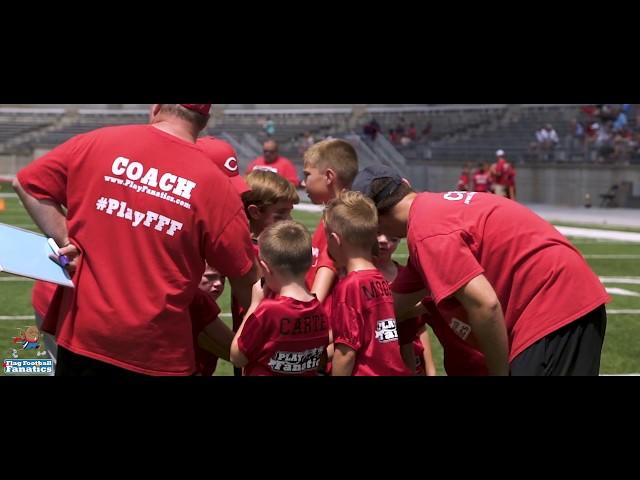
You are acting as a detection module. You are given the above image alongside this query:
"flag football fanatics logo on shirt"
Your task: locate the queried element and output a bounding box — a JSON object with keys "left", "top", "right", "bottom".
{"left": 3, "top": 359, "right": 54, "bottom": 375}
{"left": 375, "top": 319, "right": 399, "bottom": 343}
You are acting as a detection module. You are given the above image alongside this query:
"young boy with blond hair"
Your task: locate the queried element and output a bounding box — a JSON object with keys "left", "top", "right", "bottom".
{"left": 302, "top": 139, "right": 359, "bottom": 306}
{"left": 230, "top": 221, "right": 329, "bottom": 376}
{"left": 324, "top": 191, "right": 410, "bottom": 376}
{"left": 228, "top": 170, "right": 300, "bottom": 375}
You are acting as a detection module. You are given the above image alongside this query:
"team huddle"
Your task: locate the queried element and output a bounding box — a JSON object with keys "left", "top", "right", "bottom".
{"left": 13, "top": 104, "right": 610, "bottom": 376}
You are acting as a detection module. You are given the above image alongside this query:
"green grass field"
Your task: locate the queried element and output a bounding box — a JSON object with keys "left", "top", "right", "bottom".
{"left": 1, "top": 183, "right": 639, "bottom": 376}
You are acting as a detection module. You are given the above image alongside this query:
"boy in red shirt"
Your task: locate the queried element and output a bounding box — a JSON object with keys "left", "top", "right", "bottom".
{"left": 191, "top": 265, "right": 235, "bottom": 376}
{"left": 228, "top": 170, "right": 300, "bottom": 376}
{"left": 373, "top": 234, "right": 436, "bottom": 376}
{"left": 324, "top": 191, "right": 410, "bottom": 376}
{"left": 230, "top": 221, "right": 329, "bottom": 376}
{"left": 230, "top": 170, "right": 300, "bottom": 331}
{"left": 302, "top": 139, "right": 359, "bottom": 314}
{"left": 456, "top": 163, "right": 471, "bottom": 191}
{"left": 353, "top": 165, "right": 609, "bottom": 376}
{"left": 472, "top": 163, "right": 492, "bottom": 193}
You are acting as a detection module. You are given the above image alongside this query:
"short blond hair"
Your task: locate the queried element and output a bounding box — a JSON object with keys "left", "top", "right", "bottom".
{"left": 259, "top": 220, "right": 312, "bottom": 276}
{"left": 242, "top": 170, "right": 300, "bottom": 216}
{"left": 324, "top": 191, "right": 378, "bottom": 250}
{"left": 304, "top": 139, "right": 359, "bottom": 188}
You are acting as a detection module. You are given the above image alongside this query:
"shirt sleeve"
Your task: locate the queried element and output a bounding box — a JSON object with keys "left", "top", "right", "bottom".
{"left": 414, "top": 231, "right": 485, "bottom": 305}
{"left": 237, "top": 307, "right": 269, "bottom": 362}
{"left": 190, "top": 290, "right": 222, "bottom": 333}
{"left": 204, "top": 188, "right": 256, "bottom": 279}
{"left": 16, "top": 134, "right": 87, "bottom": 205}
{"left": 332, "top": 301, "right": 363, "bottom": 352}
{"left": 391, "top": 257, "right": 425, "bottom": 294}
{"left": 316, "top": 244, "right": 338, "bottom": 274}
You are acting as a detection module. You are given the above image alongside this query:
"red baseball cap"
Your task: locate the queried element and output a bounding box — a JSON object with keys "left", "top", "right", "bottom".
{"left": 197, "top": 136, "right": 250, "bottom": 194}
{"left": 180, "top": 104, "right": 212, "bottom": 115}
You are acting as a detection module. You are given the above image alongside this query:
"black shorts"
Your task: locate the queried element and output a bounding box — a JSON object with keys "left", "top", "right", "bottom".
{"left": 56, "top": 346, "right": 149, "bottom": 377}
{"left": 510, "top": 305, "right": 607, "bottom": 376}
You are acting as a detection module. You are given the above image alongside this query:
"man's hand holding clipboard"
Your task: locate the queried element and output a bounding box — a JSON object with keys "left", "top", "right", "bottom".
{"left": 47, "top": 238, "right": 80, "bottom": 275}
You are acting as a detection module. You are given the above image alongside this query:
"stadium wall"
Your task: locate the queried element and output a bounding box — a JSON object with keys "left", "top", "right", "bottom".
{"left": 411, "top": 163, "right": 640, "bottom": 207}
{"left": 3, "top": 153, "right": 639, "bottom": 208}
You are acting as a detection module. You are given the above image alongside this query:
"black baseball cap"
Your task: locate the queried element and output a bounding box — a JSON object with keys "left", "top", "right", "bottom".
{"left": 351, "top": 165, "right": 404, "bottom": 208}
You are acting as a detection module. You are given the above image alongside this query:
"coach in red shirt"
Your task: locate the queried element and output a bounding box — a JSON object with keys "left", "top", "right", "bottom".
{"left": 13, "top": 104, "right": 258, "bottom": 376}
{"left": 246, "top": 140, "right": 300, "bottom": 187}
{"left": 353, "top": 165, "right": 609, "bottom": 376}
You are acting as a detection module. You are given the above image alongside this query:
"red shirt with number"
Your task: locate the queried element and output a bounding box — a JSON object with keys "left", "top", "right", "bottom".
{"left": 395, "top": 192, "right": 609, "bottom": 362}
{"left": 237, "top": 296, "right": 329, "bottom": 376}
{"left": 332, "top": 269, "right": 411, "bottom": 376}
{"left": 17, "top": 125, "right": 256, "bottom": 376}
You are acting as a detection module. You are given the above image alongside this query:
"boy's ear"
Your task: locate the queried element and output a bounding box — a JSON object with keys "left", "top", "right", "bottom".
{"left": 259, "top": 258, "right": 272, "bottom": 276}
{"left": 325, "top": 167, "right": 337, "bottom": 186}
{"left": 330, "top": 231, "right": 342, "bottom": 247}
{"left": 247, "top": 204, "right": 262, "bottom": 221}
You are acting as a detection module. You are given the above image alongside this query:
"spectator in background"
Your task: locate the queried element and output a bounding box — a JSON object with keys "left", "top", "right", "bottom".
{"left": 363, "top": 119, "right": 382, "bottom": 142}
{"left": 612, "top": 126, "right": 633, "bottom": 164}
{"left": 533, "top": 124, "right": 559, "bottom": 160}
{"left": 457, "top": 163, "right": 472, "bottom": 191}
{"left": 407, "top": 123, "right": 417, "bottom": 141}
{"left": 263, "top": 117, "right": 276, "bottom": 138}
{"left": 566, "top": 118, "right": 586, "bottom": 159}
{"left": 246, "top": 139, "right": 300, "bottom": 187}
{"left": 421, "top": 122, "right": 432, "bottom": 139}
{"left": 472, "top": 162, "right": 492, "bottom": 193}
{"left": 389, "top": 128, "right": 399, "bottom": 145}
{"left": 491, "top": 149, "right": 516, "bottom": 200}
{"left": 596, "top": 105, "right": 617, "bottom": 123}
{"left": 594, "top": 123, "right": 615, "bottom": 163}
{"left": 299, "top": 131, "right": 315, "bottom": 156}
{"left": 396, "top": 117, "right": 406, "bottom": 136}
{"left": 613, "top": 109, "right": 628, "bottom": 132}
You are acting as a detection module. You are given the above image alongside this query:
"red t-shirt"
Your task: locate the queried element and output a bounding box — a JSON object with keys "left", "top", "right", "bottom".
{"left": 32, "top": 280, "right": 59, "bottom": 318}
{"left": 17, "top": 125, "right": 256, "bottom": 376}
{"left": 237, "top": 296, "right": 329, "bottom": 376}
{"left": 197, "top": 136, "right": 250, "bottom": 195}
{"left": 397, "top": 192, "right": 610, "bottom": 362}
{"left": 392, "top": 260, "right": 487, "bottom": 376}
{"left": 389, "top": 262, "right": 428, "bottom": 376}
{"left": 245, "top": 156, "right": 300, "bottom": 187}
{"left": 332, "top": 270, "right": 411, "bottom": 376}
{"left": 190, "top": 290, "right": 222, "bottom": 376}
{"left": 472, "top": 170, "right": 491, "bottom": 192}
{"left": 305, "top": 220, "right": 338, "bottom": 318}
{"left": 231, "top": 239, "right": 260, "bottom": 331}
{"left": 491, "top": 159, "right": 514, "bottom": 187}
{"left": 423, "top": 299, "right": 488, "bottom": 376}
{"left": 396, "top": 315, "right": 428, "bottom": 375}
{"left": 457, "top": 172, "right": 470, "bottom": 191}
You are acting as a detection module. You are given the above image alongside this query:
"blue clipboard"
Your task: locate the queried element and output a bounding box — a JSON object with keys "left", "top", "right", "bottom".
{"left": 0, "top": 223, "right": 74, "bottom": 288}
